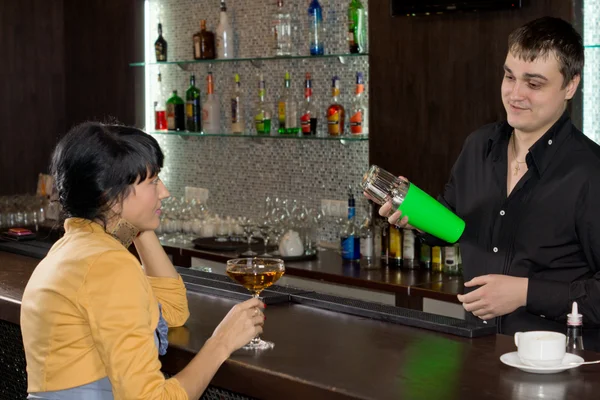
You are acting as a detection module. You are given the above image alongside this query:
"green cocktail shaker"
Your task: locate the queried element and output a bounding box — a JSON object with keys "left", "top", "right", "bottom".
{"left": 361, "top": 165, "right": 465, "bottom": 243}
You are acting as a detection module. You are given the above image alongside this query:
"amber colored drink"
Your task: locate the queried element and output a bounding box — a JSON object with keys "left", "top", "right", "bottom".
{"left": 226, "top": 269, "right": 284, "bottom": 295}
{"left": 225, "top": 258, "right": 285, "bottom": 350}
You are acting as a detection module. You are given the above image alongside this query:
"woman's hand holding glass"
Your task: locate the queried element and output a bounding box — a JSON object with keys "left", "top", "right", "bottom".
{"left": 210, "top": 297, "right": 266, "bottom": 355}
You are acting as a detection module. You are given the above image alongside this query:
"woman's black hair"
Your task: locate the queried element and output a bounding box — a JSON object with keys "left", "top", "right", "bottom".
{"left": 51, "top": 122, "right": 164, "bottom": 227}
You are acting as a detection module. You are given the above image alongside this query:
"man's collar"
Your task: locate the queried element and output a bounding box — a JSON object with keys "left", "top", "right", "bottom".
{"left": 486, "top": 111, "right": 572, "bottom": 176}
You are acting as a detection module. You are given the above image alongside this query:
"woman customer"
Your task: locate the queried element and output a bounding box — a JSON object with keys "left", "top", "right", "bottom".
{"left": 21, "top": 122, "right": 265, "bottom": 399}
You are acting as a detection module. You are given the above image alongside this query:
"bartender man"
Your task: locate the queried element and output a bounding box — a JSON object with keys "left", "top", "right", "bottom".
{"left": 377, "top": 17, "right": 600, "bottom": 350}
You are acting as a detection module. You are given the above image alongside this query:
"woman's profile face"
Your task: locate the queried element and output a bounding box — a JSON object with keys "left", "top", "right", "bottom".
{"left": 119, "top": 174, "right": 170, "bottom": 231}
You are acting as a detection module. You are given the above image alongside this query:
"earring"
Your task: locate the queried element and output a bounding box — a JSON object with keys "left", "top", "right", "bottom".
{"left": 109, "top": 218, "right": 140, "bottom": 248}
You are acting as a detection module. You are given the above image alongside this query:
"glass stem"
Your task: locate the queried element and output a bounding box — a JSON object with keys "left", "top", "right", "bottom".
{"left": 247, "top": 233, "right": 253, "bottom": 252}
{"left": 251, "top": 293, "right": 261, "bottom": 345}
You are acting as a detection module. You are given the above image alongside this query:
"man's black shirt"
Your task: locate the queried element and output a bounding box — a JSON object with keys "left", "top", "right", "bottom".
{"left": 434, "top": 112, "right": 600, "bottom": 350}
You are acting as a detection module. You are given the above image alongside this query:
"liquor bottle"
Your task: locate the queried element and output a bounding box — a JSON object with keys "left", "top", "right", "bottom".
{"left": 308, "top": 0, "right": 324, "bottom": 56}
{"left": 300, "top": 73, "right": 318, "bottom": 136}
{"left": 277, "top": 72, "right": 299, "bottom": 135}
{"left": 202, "top": 72, "right": 220, "bottom": 134}
{"left": 381, "top": 220, "right": 390, "bottom": 265}
{"left": 341, "top": 191, "right": 360, "bottom": 261}
{"left": 350, "top": 72, "right": 368, "bottom": 135}
{"left": 216, "top": 0, "right": 234, "bottom": 59}
{"left": 254, "top": 74, "right": 271, "bottom": 135}
{"left": 403, "top": 229, "right": 418, "bottom": 269}
{"left": 388, "top": 224, "right": 402, "bottom": 268}
{"left": 155, "top": 23, "right": 168, "bottom": 62}
{"left": 443, "top": 246, "right": 459, "bottom": 275}
{"left": 566, "top": 301, "right": 584, "bottom": 355}
{"left": 348, "top": 0, "right": 366, "bottom": 54}
{"left": 373, "top": 219, "right": 382, "bottom": 266}
{"left": 360, "top": 204, "right": 375, "bottom": 267}
{"left": 154, "top": 73, "right": 167, "bottom": 131}
{"left": 185, "top": 75, "right": 201, "bottom": 132}
{"left": 193, "top": 20, "right": 215, "bottom": 60}
{"left": 432, "top": 246, "right": 443, "bottom": 272}
{"left": 456, "top": 243, "right": 463, "bottom": 275}
{"left": 326, "top": 76, "right": 345, "bottom": 136}
{"left": 166, "top": 90, "right": 185, "bottom": 131}
{"left": 231, "top": 74, "right": 244, "bottom": 134}
{"left": 420, "top": 242, "right": 432, "bottom": 270}
{"left": 273, "top": 0, "right": 292, "bottom": 57}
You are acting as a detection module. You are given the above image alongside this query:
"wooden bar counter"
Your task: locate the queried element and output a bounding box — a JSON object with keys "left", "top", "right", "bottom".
{"left": 2, "top": 250, "right": 600, "bottom": 399}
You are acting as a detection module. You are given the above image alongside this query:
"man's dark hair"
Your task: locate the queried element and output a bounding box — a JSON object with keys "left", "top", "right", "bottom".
{"left": 508, "top": 17, "right": 584, "bottom": 88}
{"left": 51, "top": 122, "right": 164, "bottom": 227}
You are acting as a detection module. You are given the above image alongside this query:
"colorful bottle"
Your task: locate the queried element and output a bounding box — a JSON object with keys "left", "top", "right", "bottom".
{"left": 350, "top": 72, "right": 368, "bottom": 135}
{"left": 185, "top": 75, "right": 201, "bottom": 132}
{"left": 300, "top": 73, "right": 318, "bottom": 136}
{"left": 432, "top": 246, "right": 443, "bottom": 272}
{"left": 326, "top": 76, "right": 345, "bottom": 136}
{"left": 348, "top": 0, "right": 367, "bottom": 54}
{"left": 231, "top": 74, "right": 244, "bottom": 134}
{"left": 202, "top": 72, "right": 220, "bottom": 134}
{"left": 273, "top": 0, "right": 292, "bottom": 57}
{"left": 277, "top": 72, "right": 299, "bottom": 135}
{"left": 254, "top": 74, "right": 271, "bottom": 135}
{"left": 388, "top": 224, "right": 402, "bottom": 268}
{"left": 154, "top": 73, "right": 167, "bottom": 131}
{"left": 193, "top": 20, "right": 215, "bottom": 60}
{"left": 216, "top": 0, "right": 234, "bottom": 59}
{"left": 155, "top": 23, "right": 167, "bottom": 62}
{"left": 166, "top": 90, "right": 185, "bottom": 131}
{"left": 341, "top": 191, "right": 360, "bottom": 261}
{"left": 308, "top": 0, "right": 324, "bottom": 56}
{"left": 420, "top": 242, "right": 432, "bottom": 270}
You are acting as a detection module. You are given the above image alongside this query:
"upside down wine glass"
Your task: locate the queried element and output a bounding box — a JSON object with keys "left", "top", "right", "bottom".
{"left": 225, "top": 258, "right": 285, "bottom": 350}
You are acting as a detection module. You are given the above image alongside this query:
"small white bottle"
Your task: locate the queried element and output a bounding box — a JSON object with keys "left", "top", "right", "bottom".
{"left": 216, "top": 0, "right": 234, "bottom": 59}
{"left": 566, "top": 301, "right": 584, "bottom": 354}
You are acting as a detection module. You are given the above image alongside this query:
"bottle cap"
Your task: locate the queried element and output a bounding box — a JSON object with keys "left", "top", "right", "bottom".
{"left": 567, "top": 301, "right": 583, "bottom": 326}
{"left": 356, "top": 72, "right": 364, "bottom": 85}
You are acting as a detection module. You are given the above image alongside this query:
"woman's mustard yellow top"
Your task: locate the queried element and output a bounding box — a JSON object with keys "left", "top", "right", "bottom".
{"left": 20, "top": 218, "right": 190, "bottom": 399}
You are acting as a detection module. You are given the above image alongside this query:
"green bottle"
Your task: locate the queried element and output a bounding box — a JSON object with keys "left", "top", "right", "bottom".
{"left": 185, "top": 75, "right": 201, "bottom": 132}
{"left": 254, "top": 74, "right": 271, "bottom": 135}
{"left": 348, "top": 0, "right": 366, "bottom": 54}
{"left": 166, "top": 90, "right": 185, "bottom": 131}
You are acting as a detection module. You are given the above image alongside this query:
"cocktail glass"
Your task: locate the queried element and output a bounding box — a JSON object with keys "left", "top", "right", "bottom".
{"left": 225, "top": 258, "right": 285, "bottom": 350}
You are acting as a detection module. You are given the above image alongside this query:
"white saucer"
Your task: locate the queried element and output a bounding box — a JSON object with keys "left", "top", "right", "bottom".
{"left": 500, "top": 352, "right": 584, "bottom": 374}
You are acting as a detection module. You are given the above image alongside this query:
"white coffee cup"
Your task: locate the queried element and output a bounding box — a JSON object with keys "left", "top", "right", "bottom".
{"left": 514, "top": 331, "right": 566, "bottom": 367}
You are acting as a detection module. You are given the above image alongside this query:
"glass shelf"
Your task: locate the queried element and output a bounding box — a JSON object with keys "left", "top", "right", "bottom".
{"left": 584, "top": 45, "right": 600, "bottom": 48}
{"left": 130, "top": 53, "right": 369, "bottom": 67}
{"left": 148, "top": 130, "right": 369, "bottom": 141}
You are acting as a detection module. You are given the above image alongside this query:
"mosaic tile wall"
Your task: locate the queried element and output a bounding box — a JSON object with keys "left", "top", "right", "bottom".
{"left": 584, "top": 0, "right": 600, "bottom": 143}
{"left": 142, "top": 0, "right": 371, "bottom": 236}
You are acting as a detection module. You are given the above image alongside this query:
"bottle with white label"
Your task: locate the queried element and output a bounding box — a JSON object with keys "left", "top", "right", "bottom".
{"left": 443, "top": 245, "right": 459, "bottom": 275}
{"left": 216, "top": 0, "right": 234, "bottom": 59}
{"left": 360, "top": 206, "right": 375, "bottom": 267}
